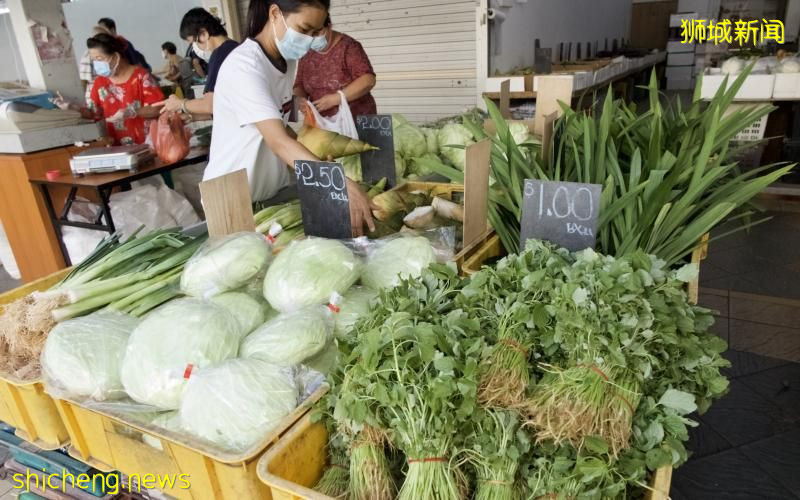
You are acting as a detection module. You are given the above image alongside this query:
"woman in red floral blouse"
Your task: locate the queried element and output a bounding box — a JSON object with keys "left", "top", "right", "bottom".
{"left": 293, "top": 16, "right": 377, "bottom": 117}
{"left": 57, "top": 34, "right": 164, "bottom": 146}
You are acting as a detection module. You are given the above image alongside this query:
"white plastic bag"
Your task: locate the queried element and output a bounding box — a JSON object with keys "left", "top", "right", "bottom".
{"left": 0, "top": 220, "right": 21, "bottom": 280}
{"left": 305, "top": 91, "right": 358, "bottom": 140}
{"left": 61, "top": 199, "right": 106, "bottom": 265}
{"left": 110, "top": 184, "right": 200, "bottom": 239}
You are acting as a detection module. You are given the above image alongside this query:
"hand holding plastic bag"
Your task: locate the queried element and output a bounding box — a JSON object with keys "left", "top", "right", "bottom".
{"left": 149, "top": 111, "right": 191, "bottom": 163}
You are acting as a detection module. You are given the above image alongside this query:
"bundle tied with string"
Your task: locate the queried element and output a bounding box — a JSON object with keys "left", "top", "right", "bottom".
{"left": 348, "top": 425, "right": 395, "bottom": 500}
{"left": 477, "top": 309, "right": 533, "bottom": 409}
{"left": 523, "top": 363, "right": 641, "bottom": 458}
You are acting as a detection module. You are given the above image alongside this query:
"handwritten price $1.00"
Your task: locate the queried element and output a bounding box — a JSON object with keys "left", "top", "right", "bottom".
{"left": 294, "top": 162, "right": 349, "bottom": 202}
{"left": 524, "top": 182, "right": 595, "bottom": 221}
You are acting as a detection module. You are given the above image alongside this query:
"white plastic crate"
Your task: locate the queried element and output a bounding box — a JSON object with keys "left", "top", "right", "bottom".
{"left": 725, "top": 103, "right": 769, "bottom": 142}
{"left": 700, "top": 69, "right": 775, "bottom": 100}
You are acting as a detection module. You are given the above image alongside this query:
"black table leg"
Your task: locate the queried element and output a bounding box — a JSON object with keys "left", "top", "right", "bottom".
{"left": 98, "top": 187, "right": 116, "bottom": 233}
{"left": 38, "top": 184, "right": 72, "bottom": 267}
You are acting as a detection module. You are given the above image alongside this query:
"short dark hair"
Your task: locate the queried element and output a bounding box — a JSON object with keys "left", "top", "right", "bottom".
{"left": 161, "top": 42, "right": 177, "bottom": 54}
{"left": 97, "top": 18, "right": 116, "bottom": 32}
{"left": 246, "top": 0, "right": 330, "bottom": 39}
{"left": 179, "top": 8, "right": 228, "bottom": 40}
{"left": 87, "top": 33, "right": 127, "bottom": 59}
{"left": 324, "top": 14, "right": 331, "bottom": 27}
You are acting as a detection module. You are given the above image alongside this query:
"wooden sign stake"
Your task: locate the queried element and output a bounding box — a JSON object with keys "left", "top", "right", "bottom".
{"left": 541, "top": 111, "right": 558, "bottom": 168}
{"left": 199, "top": 169, "right": 255, "bottom": 237}
{"left": 499, "top": 79, "right": 511, "bottom": 119}
{"left": 463, "top": 139, "right": 491, "bottom": 248}
{"left": 534, "top": 75, "right": 574, "bottom": 136}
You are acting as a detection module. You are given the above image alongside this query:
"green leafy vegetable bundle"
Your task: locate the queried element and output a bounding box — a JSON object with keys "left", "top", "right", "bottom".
{"left": 316, "top": 239, "right": 729, "bottom": 498}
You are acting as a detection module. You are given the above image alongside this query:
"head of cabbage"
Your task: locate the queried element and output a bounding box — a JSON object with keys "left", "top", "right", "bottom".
{"left": 210, "top": 292, "right": 269, "bottom": 339}
{"left": 240, "top": 307, "right": 330, "bottom": 365}
{"left": 42, "top": 311, "right": 139, "bottom": 401}
{"left": 438, "top": 123, "right": 475, "bottom": 170}
{"left": 361, "top": 236, "right": 436, "bottom": 290}
{"left": 420, "top": 127, "right": 439, "bottom": 155}
{"left": 335, "top": 286, "right": 377, "bottom": 337}
{"left": 180, "top": 359, "right": 298, "bottom": 452}
{"left": 393, "top": 117, "right": 428, "bottom": 158}
{"left": 181, "top": 232, "right": 272, "bottom": 298}
{"left": 120, "top": 298, "right": 240, "bottom": 409}
{"left": 263, "top": 238, "right": 361, "bottom": 313}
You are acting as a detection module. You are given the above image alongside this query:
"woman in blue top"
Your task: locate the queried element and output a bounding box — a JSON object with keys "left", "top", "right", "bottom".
{"left": 155, "top": 8, "right": 238, "bottom": 119}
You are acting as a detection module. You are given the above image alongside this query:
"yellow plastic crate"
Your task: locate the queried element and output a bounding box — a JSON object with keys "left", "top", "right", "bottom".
{"left": 257, "top": 414, "right": 674, "bottom": 500}
{"left": 54, "top": 385, "right": 328, "bottom": 500}
{"left": 0, "top": 268, "right": 71, "bottom": 450}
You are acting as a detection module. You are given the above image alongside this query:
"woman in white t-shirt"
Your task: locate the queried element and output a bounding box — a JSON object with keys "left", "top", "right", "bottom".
{"left": 205, "top": 0, "right": 375, "bottom": 235}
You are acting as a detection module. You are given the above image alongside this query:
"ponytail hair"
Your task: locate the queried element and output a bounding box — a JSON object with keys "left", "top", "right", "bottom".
{"left": 246, "top": 0, "right": 330, "bottom": 39}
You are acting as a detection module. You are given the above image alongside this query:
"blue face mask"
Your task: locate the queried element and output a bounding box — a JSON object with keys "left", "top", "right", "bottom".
{"left": 93, "top": 59, "right": 112, "bottom": 77}
{"left": 311, "top": 31, "right": 328, "bottom": 52}
{"left": 273, "top": 11, "right": 314, "bottom": 60}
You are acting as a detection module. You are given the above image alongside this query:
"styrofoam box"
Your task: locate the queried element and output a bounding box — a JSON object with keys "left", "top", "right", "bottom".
{"left": 593, "top": 65, "right": 615, "bottom": 85}
{"left": 773, "top": 73, "right": 800, "bottom": 99}
{"left": 667, "top": 66, "right": 694, "bottom": 80}
{"left": 667, "top": 78, "right": 695, "bottom": 91}
{"left": 700, "top": 69, "right": 775, "bottom": 100}
{"left": 669, "top": 52, "right": 696, "bottom": 66}
{"left": 486, "top": 77, "right": 528, "bottom": 93}
{"left": 572, "top": 71, "right": 593, "bottom": 91}
{"left": 667, "top": 41, "right": 696, "bottom": 54}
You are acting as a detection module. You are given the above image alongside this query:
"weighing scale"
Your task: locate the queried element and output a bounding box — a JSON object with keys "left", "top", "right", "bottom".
{"left": 0, "top": 101, "right": 103, "bottom": 154}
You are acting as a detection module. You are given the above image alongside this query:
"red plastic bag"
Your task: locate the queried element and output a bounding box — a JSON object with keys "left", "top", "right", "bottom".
{"left": 149, "top": 112, "right": 191, "bottom": 163}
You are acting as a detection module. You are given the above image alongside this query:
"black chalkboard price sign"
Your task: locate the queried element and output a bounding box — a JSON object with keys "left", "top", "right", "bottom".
{"left": 520, "top": 179, "right": 602, "bottom": 252}
{"left": 356, "top": 114, "right": 397, "bottom": 188}
{"left": 294, "top": 160, "right": 352, "bottom": 239}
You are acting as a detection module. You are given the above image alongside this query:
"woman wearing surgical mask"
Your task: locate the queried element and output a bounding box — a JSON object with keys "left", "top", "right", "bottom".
{"left": 205, "top": 0, "right": 375, "bottom": 235}
{"left": 155, "top": 8, "right": 237, "bottom": 118}
{"left": 294, "top": 16, "right": 377, "bottom": 117}
{"left": 54, "top": 33, "right": 163, "bottom": 146}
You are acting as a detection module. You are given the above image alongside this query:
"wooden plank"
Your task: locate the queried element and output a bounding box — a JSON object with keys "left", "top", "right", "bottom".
{"left": 499, "top": 80, "right": 511, "bottom": 119}
{"left": 541, "top": 112, "right": 558, "bottom": 168}
{"left": 630, "top": 1, "right": 678, "bottom": 50}
{"left": 199, "top": 170, "right": 255, "bottom": 238}
{"left": 535, "top": 76, "right": 574, "bottom": 136}
{"left": 463, "top": 139, "right": 491, "bottom": 248}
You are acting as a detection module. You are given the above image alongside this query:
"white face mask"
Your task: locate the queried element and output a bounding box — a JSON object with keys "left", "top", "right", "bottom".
{"left": 193, "top": 39, "right": 212, "bottom": 62}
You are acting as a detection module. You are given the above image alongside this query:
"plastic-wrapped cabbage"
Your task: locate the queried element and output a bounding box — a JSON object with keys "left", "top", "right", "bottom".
{"left": 120, "top": 298, "right": 240, "bottom": 409}
{"left": 42, "top": 312, "right": 139, "bottom": 401}
{"left": 420, "top": 127, "right": 439, "bottom": 155}
{"left": 393, "top": 116, "right": 428, "bottom": 158}
{"left": 210, "top": 292, "right": 268, "bottom": 339}
{"left": 509, "top": 122, "right": 533, "bottom": 145}
{"left": 721, "top": 57, "right": 745, "bottom": 75}
{"left": 335, "top": 286, "right": 377, "bottom": 336}
{"left": 341, "top": 155, "right": 362, "bottom": 182}
{"left": 263, "top": 238, "right": 360, "bottom": 312}
{"left": 438, "top": 123, "right": 474, "bottom": 170}
{"left": 180, "top": 232, "right": 272, "bottom": 298}
{"left": 776, "top": 58, "right": 800, "bottom": 74}
{"left": 241, "top": 307, "right": 330, "bottom": 365}
{"left": 362, "top": 236, "right": 436, "bottom": 290}
{"left": 180, "top": 359, "right": 298, "bottom": 452}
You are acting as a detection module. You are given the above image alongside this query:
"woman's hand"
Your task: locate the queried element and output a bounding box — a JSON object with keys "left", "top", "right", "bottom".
{"left": 346, "top": 178, "right": 376, "bottom": 237}
{"left": 153, "top": 95, "right": 186, "bottom": 114}
{"left": 51, "top": 91, "right": 78, "bottom": 111}
{"left": 313, "top": 93, "right": 341, "bottom": 113}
